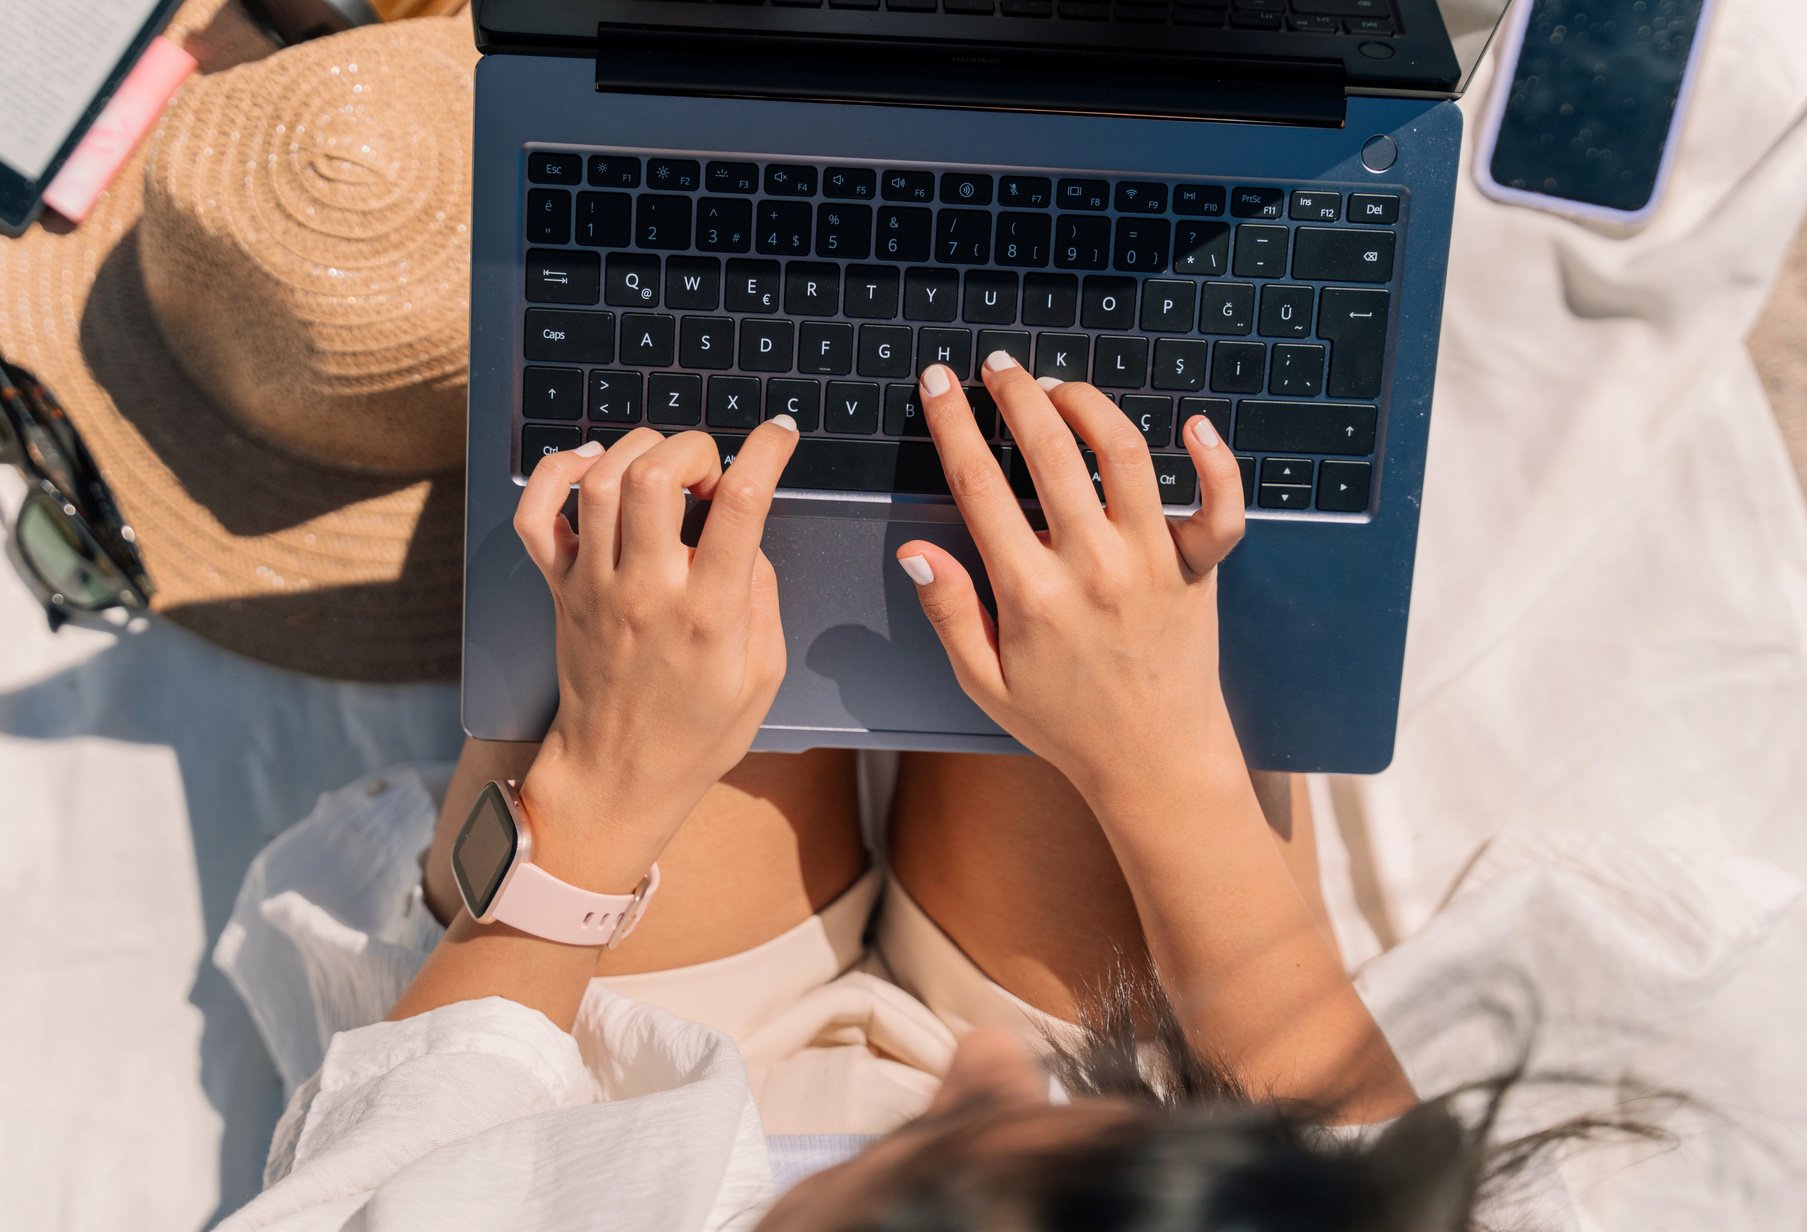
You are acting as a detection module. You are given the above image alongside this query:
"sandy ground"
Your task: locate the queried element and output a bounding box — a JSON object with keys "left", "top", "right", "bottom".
{"left": 1751, "top": 222, "right": 1807, "bottom": 496}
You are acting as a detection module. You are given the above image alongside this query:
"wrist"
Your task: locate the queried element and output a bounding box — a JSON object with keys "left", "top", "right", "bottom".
{"left": 516, "top": 752, "right": 679, "bottom": 895}
{"left": 1073, "top": 696, "right": 1250, "bottom": 826}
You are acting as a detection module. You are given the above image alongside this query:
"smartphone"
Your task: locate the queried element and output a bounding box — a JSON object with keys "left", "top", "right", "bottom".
{"left": 1475, "top": 0, "right": 1716, "bottom": 225}
{"left": 0, "top": 0, "right": 184, "bottom": 236}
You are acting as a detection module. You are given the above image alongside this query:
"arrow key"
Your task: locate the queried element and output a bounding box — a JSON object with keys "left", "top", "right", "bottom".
{"left": 1316, "top": 459, "right": 1371, "bottom": 513}
{"left": 1260, "top": 456, "right": 1313, "bottom": 487}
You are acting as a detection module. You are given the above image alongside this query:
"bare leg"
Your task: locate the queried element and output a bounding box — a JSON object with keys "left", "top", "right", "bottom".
{"left": 425, "top": 740, "right": 867, "bottom": 975}
{"left": 888, "top": 754, "right": 1336, "bottom": 1021}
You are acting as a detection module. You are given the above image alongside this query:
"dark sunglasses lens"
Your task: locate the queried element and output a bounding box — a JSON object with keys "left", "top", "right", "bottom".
{"left": 17, "top": 499, "right": 129, "bottom": 611}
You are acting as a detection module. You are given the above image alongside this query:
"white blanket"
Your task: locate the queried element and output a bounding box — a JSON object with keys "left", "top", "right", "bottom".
{"left": 3, "top": 2, "right": 1806, "bottom": 1226}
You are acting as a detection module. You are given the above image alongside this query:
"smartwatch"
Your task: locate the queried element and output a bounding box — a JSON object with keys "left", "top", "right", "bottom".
{"left": 450, "top": 779, "right": 659, "bottom": 948}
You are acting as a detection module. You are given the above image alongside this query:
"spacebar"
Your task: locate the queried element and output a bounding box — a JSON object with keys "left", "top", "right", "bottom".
{"left": 586, "top": 429, "right": 961, "bottom": 495}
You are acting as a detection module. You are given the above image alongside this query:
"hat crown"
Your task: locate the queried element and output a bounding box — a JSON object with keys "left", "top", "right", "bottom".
{"left": 138, "top": 18, "right": 476, "bottom": 477}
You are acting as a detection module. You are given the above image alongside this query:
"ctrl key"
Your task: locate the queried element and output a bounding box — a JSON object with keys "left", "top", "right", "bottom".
{"left": 521, "top": 424, "right": 583, "bottom": 474}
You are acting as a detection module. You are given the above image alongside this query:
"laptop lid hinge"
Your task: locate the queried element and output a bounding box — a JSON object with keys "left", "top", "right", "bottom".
{"left": 592, "top": 27, "right": 1346, "bottom": 127}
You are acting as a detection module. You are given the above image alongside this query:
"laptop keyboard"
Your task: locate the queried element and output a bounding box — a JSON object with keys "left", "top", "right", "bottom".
{"left": 604, "top": 0, "right": 1400, "bottom": 35}
{"left": 516, "top": 148, "right": 1405, "bottom": 515}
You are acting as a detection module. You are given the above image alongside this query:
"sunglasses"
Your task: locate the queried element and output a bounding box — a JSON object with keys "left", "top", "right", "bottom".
{"left": 0, "top": 358, "right": 154, "bottom": 628}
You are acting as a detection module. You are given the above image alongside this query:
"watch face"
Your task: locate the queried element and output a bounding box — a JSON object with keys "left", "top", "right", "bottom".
{"left": 452, "top": 783, "right": 522, "bottom": 918}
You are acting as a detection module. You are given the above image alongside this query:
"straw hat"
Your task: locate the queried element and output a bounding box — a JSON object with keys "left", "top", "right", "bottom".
{"left": 0, "top": 0, "right": 477, "bottom": 682}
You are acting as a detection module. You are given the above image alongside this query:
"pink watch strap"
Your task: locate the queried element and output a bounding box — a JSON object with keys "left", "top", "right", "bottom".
{"left": 492, "top": 859, "right": 661, "bottom": 949}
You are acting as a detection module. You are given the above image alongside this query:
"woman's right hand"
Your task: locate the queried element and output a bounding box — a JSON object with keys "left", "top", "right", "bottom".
{"left": 896, "top": 353, "right": 1247, "bottom": 814}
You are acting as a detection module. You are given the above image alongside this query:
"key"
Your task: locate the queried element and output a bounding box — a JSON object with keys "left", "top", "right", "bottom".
{"left": 605, "top": 253, "right": 659, "bottom": 307}
{"left": 816, "top": 204, "right": 873, "bottom": 260}
{"left": 646, "top": 159, "right": 701, "bottom": 191}
{"left": 778, "top": 437, "right": 986, "bottom": 494}
{"left": 725, "top": 259, "right": 781, "bottom": 313}
{"left": 1235, "top": 400, "right": 1377, "bottom": 455}
{"left": 965, "top": 271, "right": 1019, "bottom": 324}
{"left": 1258, "top": 284, "right": 1314, "bottom": 337}
{"left": 824, "top": 382, "right": 881, "bottom": 434}
{"left": 1054, "top": 215, "right": 1110, "bottom": 270}
{"left": 999, "top": 175, "right": 1053, "bottom": 207}
{"left": 977, "top": 330, "right": 1032, "bottom": 371}
{"left": 940, "top": 172, "right": 993, "bottom": 205}
{"left": 1140, "top": 280, "right": 1196, "bottom": 332}
{"left": 1199, "top": 282, "right": 1254, "bottom": 334}
{"left": 1292, "top": 228, "right": 1396, "bottom": 283}
{"left": 1120, "top": 394, "right": 1172, "bottom": 446}
{"left": 880, "top": 169, "right": 935, "bottom": 203}
{"left": 766, "top": 379, "right": 822, "bottom": 431}
{"left": 937, "top": 209, "right": 992, "bottom": 264}
{"left": 666, "top": 257, "right": 721, "bottom": 310}
{"left": 1269, "top": 343, "right": 1325, "bottom": 397}
{"left": 522, "top": 424, "right": 582, "bottom": 472}
{"left": 824, "top": 167, "right": 878, "bottom": 200}
{"left": 587, "top": 155, "right": 641, "bottom": 188}
{"left": 877, "top": 208, "right": 932, "bottom": 261}
{"left": 740, "top": 319, "right": 795, "bottom": 372}
{"left": 1022, "top": 274, "right": 1079, "bottom": 328}
{"left": 964, "top": 386, "right": 1001, "bottom": 437}
{"left": 904, "top": 269, "right": 960, "bottom": 321}
{"left": 799, "top": 321, "right": 854, "bottom": 375}
{"left": 1288, "top": 13, "right": 1338, "bottom": 30}
{"left": 706, "top": 161, "right": 760, "bottom": 194}
{"left": 1348, "top": 193, "right": 1400, "bottom": 224}
{"left": 1113, "top": 217, "right": 1170, "bottom": 272}
{"left": 1261, "top": 455, "right": 1312, "bottom": 487}
{"left": 1210, "top": 341, "right": 1265, "bottom": 393}
{"left": 1151, "top": 453, "right": 1198, "bottom": 504}
{"left": 765, "top": 163, "right": 818, "bottom": 196}
{"left": 696, "top": 198, "right": 753, "bottom": 254}
{"left": 636, "top": 195, "right": 692, "bottom": 250}
{"left": 1289, "top": 190, "right": 1341, "bottom": 222}
{"left": 1056, "top": 178, "right": 1110, "bottom": 210}
{"left": 785, "top": 263, "right": 841, "bottom": 316}
{"left": 1259, "top": 480, "right": 1312, "bottom": 509}
{"left": 1318, "top": 287, "right": 1389, "bottom": 398}
{"left": 526, "top": 249, "right": 600, "bottom": 304}
{"left": 527, "top": 189, "right": 571, "bottom": 244}
{"left": 995, "top": 212, "right": 1052, "bottom": 268}
{"left": 1233, "top": 224, "right": 1289, "bottom": 278}
{"left": 1174, "top": 222, "right": 1230, "bottom": 276}
{"left": 529, "top": 152, "right": 582, "bottom": 185}
{"left": 1347, "top": 16, "right": 1395, "bottom": 34}
{"left": 844, "top": 267, "right": 901, "bottom": 318}
{"left": 1115, "top": 180, "right": 1168, "bottom": 214}
{"left": 918, "top": 327, "right": 975, "bottom": 378}
{"left": 1173, "top": 183, "right": 1227, "bottom": 217}
{"left": 1178, "top": 396, "right": 1231, "bottom": 444}
{"left": 588, "top": 370, "right": 642, "bottom": 422}
{"left": 679, "top": 316, "right": 734, "bottom": 369}
{"left": 524, "top": 309, "right": 614, "bottom": 364}
{"left": 1081, "top": 276, "right": 1137, "bottom": 329}
{"left": 1291, "top": 0, "right": 1389, "bottom": 15}
{"left": 756, "top": 200, "right": 812, "bottom": 255}
{"left": 1235, "top": 454, "right": 1255, "bottom": 506}
{"left": 1035, "top": 333, "right": 1089, "bottom": 382}
{"left": 523, "top": 366, "right": 583, "bottom": 420}
{"left": 1316, "top": 459, "right": 1371, "bottom": 512}
{"left": 1230, "top": 186, "right": 1285, "bottom": 219}
{"left": 1151, "top": 338, "right": 1208, "bottom": 391}
{"left": 648, "top": 373, "right": 703, "bottom": 425}
{"left": 1092, "top": 335, "right": 1149, "bottom": 388}
{"left": 707, "top": 376, "right": 763, "bottom": 429}
{"left": 575, "top": 192, "right": 632, "bottom": 248}
{"left": 857, "top": 325, "right": 913, "bottom": 378}
{"left": 884, "top": 383, "right": 930, "bottom": 436}
{"left": 620, "top": 314, "right": 676, "bottom": 366}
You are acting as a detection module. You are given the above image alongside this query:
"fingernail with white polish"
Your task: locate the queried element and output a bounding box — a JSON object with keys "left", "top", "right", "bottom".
{"left": 984, "top": 349, "right": 1019, "bottom": 373}
{"left": 770, "top": 412, "right": 799, "bottom": 433}
{"left": 1035, "top": 376, "right": 1063, "bottom": 392}
{"left": 920, "top": 364, "right": 952, "bottom": 396}
{"left": 898, "top": 554, "right": 935, "bottom": 586}
{"left": 1193, "top": 416, "right": 1221, "bottom": 448}
{"left": 573, "top": 440, "right": 604, "bottom": 457}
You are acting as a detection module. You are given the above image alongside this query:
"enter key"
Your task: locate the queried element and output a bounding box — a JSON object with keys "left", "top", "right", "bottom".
{"left": 1317, "top": 286, "right": 1390, "bottom": 400}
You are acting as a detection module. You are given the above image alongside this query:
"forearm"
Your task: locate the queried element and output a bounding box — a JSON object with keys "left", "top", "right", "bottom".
{"left": 1087, "top": 709, "right": 1415, "bottom": 1123}
{"left": 387, "top": 912, "right": 605, "bottom": 1032}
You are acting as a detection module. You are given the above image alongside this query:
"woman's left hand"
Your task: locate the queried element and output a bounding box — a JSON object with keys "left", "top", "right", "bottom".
{"left": 508, "top": 419, "right": 800, "bottom": 893}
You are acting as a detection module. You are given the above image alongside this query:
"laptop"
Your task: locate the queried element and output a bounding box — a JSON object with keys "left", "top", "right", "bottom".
{"left": 463, "top": 0, "right": 1508, "bottom": 772}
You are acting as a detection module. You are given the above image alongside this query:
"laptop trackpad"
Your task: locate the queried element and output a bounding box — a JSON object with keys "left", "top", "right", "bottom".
{"left": 760, "top": 511, "right": 1004, "bottom": 740}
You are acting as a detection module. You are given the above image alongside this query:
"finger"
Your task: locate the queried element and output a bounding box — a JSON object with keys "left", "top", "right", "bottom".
{"left": 1169, "top": 414, "right": 1247, "bottom": 577}
{"left": 617, "top": 431, "right": 726, "bottom": 574}
{"left": 692, "top": 415, "right": 800, "bottom": 599}
{"left": 918, "top": 364, "right": 1040, "bottom": 567}
{"left": 513, "top": 439, "right": 606, "bottom": 580}
{"left": 895, "top": 540, "right": 1005, "bottom": 706}
{"left": 1043, "top": 381, "right": 1164, "bottom": 532}
{"left": 981, "top": 352, "right": 1101, "bottom": 540}
{"left": 571, "top": 426, "right": 666, "bottom": 573}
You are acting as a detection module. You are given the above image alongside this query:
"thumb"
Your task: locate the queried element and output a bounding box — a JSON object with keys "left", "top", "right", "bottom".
{"left": 895, "top": 541, "right": 1004, "bottom": 703}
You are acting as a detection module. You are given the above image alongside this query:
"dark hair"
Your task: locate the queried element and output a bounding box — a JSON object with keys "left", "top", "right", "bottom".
{"left": 841, "top": 965, "right": 1681, "bottom": 1232}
